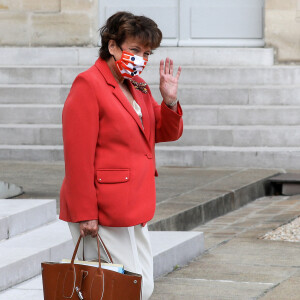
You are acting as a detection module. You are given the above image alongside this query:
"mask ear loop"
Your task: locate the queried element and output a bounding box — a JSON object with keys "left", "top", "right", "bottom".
{"left": 112, "top": 43, "right": 123, "bottom": 62}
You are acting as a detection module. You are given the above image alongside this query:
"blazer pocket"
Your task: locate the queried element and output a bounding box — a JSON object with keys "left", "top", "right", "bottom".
{"left": 96, "top": 169, "right": 130, "bottom": 184}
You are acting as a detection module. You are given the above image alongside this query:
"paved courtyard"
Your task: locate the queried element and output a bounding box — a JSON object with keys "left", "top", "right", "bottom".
{"left": 152, "top": 195, "right": 300, "bottom": 299}
{"left": 1, "top": 160, "right": 300, "bottom": 299}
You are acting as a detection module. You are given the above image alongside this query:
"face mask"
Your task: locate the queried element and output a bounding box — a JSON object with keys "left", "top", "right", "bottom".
{"left": 114, "top": 49, "right": 148, "bottom": 79}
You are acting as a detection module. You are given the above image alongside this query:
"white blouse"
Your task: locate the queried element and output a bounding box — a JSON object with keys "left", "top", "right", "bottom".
{"left": 132, "top": 99, "right": 143, "bottom": 128}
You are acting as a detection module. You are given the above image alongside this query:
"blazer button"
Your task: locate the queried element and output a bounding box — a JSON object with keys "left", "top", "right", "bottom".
{"left": 145, "top": 153, "right": 152, "bottom": 159}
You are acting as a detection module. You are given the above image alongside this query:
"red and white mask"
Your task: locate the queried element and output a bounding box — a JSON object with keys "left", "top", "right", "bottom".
{"left": 115, "top": 51, "right": 148, "bottom": 79}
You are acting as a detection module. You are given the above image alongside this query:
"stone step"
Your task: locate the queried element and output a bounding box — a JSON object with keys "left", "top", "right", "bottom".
{"left": 0, "top": 104, "right": 62, "bottom": 124}
{"left": 0, "top": 47, "right": 99, "bottom": 66}
{"left": 0, "top": 65, "right": 299, "bottom": 85}
{"left": 0, "top": 232, "right": 204, "bottom": 298}
{"left": 0, "top": 84, "right": 70, "bottom": 104}
{"left": 0, "top": 145, "right": 64, "bottom": 161}
{"left": 1, "top": 84, "right": 300, "bottom": 106}
{"left": 142, "top": 65, "right": 300, "bottom": 85}
{"left": 148, "top": 168, "right": 282, "bottom": 231}
{"left": 151, "top": 231, "right": 204, "bottom": 278}
{"left": 172, "top": 125, "right": 300, "bottom": 147}
{"left": 4, "top": 124, "right": 300, "bottom": 148}
{"left": 0, "top": 199, "right": 56, "bottom": 241}
{"left": 182, "top": 105, "right": 300, "bottom": 126}
{"left": 0, "top": 219, "right": 204, "bottom": 293}
{"left": 0, "top": 66, "right": 87, "bottom": 85}
{"left": 0, "top": 47, "right": 274, "bottom": 66}
{"left": 0, "top": 217, "right": 74, "bottom": 292}
{"left": 0, "top": 124, "right": 62, "bottom": 145}
{"left": 0, "top": 145, "right": 299, "bottom": 169}
{"left": 155, "top": 146, "right": 300, "bottom": 169}
{"left": 0, "top": 167, "right": 284, "bottom": 295}
{"left": 2, "top": 104, "right": 300, "bottom": 126}
{"left": 153, "top": 85, "right": 300, "bottom": 106}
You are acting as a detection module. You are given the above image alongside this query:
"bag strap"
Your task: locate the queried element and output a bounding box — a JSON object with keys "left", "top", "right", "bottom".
{"left": 81, "top": 234, "right": 113, "bottom": 263}
{"left": 71, "top": 233, "right": 114, "bottom": 271}
{"left": 97, "top": 234, "right": 113, "bottom": 264}
{"left": 71, "top": 233, "right": 102, "bottom": 274}
{"left": 83, "top": 238, "right": 85, "bottom": 261}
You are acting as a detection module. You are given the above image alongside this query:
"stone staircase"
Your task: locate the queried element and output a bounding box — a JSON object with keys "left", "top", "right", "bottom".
{"left": 0, "top": 198, "right": 204, "bottom": 297}
{"left": 1, "top": 47, "right": 300, "bottom": 168}
{"left": 0, "top": 199, "right": 73, "bottom": 293}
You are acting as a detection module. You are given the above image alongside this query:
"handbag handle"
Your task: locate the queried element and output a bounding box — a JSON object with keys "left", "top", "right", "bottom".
{"left": 70, "top": 233, "right": 114, "bottom": 274}
{"left": 82, "top": 234, "right": 114, "bottom": 264}
{"left": 97, "top": 234, "right": 114, "bottom": 264}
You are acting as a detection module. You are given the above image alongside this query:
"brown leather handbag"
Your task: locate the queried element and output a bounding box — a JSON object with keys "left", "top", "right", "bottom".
{"left": 41, "top": 233, "right": 142, "bottom": 300}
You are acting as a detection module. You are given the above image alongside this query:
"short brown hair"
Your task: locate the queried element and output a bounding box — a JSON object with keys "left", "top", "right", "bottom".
{"left": 99, "top": 11, "right": 162, "bottom": 60}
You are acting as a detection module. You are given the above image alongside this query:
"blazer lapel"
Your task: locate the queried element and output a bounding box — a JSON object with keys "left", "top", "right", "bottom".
{"left": 94, "top": 58, "right": 151, "bottom": 147}
{"left": 126, "top": 80, "right": 151, "bottom": 143}
{"left": 112, "top": 85, "right": 145, "bottom": 134}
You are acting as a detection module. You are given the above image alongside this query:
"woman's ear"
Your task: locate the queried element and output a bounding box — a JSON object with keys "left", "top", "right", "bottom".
{"left": 108, "top": 40, "right": 117, "bottom": 56}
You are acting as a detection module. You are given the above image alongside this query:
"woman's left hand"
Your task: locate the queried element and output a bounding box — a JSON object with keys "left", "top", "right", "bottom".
{"left": 159, "top": 57, "right": 182, "bottom": 107}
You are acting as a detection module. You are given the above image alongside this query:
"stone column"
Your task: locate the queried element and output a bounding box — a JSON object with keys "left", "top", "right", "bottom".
{"left": 265, "top": 0, "right": 300, "bottom": 63}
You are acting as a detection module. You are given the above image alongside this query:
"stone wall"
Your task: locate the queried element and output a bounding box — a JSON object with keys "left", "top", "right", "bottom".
{"left": 0, "top": 0, "right": 299, "bottom": 63}
{"left": 0, "top": 0, "right": 99, "bottom": 46}
{"left": 265, "top": 0, "right": 300, "bottom": 63}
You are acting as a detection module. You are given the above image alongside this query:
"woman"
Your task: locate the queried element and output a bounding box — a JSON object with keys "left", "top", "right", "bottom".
{"left": 59, "top": 11, "right": 183, "bottom": 300}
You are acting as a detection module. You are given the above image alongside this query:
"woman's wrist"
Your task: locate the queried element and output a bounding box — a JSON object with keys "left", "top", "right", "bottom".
{"left": 164, "top": 100, "right": 178, "bottom": 112}
{"left": 164, "top": 98, "right": 178, "bottom": 108}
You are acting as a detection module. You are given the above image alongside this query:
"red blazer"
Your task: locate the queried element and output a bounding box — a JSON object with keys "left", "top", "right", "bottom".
{"left": 59, "top": 57, "right": 183, "bottom": 227}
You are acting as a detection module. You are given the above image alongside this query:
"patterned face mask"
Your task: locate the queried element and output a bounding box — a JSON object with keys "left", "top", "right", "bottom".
{"left": 114, "top": 50, "right": 148, "bottom": 79}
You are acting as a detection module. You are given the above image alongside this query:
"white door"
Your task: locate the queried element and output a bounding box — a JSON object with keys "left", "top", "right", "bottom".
{"left": 98, "top": 0, "right": 265, "bottom": 47}
{"left": 98, "top": 0, "right": 179, "bottom": 46}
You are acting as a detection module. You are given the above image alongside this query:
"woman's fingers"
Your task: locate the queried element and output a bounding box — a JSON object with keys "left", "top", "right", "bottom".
{"left": 176, "top": 66, "right": 182, "bottom": 80}
{"left": 160, "top": 59, "right": 164, "bottom": 76}
{"left": 91, "top": 231, "right": 98, "bottom": 238}
{"left": 170, "top": 59, "right": 174, "bottom": 75}
{"left": 160, "top": 58, "right": 181, "bottom": 83}
{"left": 164, "top": 57, "right": 170, "bottom": 74}
{"left": 79, "top": 220, "right": 98, "bottom": 238}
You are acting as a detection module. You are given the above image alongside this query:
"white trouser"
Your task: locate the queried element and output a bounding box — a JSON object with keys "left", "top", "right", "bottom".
{"left": 68, "top": 222, "right": 154, "bottom": 300}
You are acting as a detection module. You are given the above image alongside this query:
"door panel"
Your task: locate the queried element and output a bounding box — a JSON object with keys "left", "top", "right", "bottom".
{"left": 98, "top": 0, "right": 265, "bottom": 47}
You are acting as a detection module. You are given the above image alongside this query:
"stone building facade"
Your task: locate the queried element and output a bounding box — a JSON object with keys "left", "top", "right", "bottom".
{"left": 265, "top": 0, "right": 300, "bottom": 62}
{"left": 0, "top": 0, "right": 299, "bottom": 63}
{"left": 0, "top": 0, "right": 99, "bottom": 47}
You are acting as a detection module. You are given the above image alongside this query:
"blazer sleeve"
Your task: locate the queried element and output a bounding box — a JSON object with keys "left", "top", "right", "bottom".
{"left": 61, "top": 74, "right": 99, "bottom": 222}
{"left": 148, "top": 87, "right": 183, "bottom": 143}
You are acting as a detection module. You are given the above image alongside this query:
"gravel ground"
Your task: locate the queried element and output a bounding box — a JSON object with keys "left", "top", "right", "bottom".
{"left": 261, "top": 216, "right": 300, "bottom": 242}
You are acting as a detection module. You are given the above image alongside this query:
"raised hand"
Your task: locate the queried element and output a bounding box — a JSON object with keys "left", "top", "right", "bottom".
{"left": 159, "top": 57, "right": 182, "bottom": 106}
